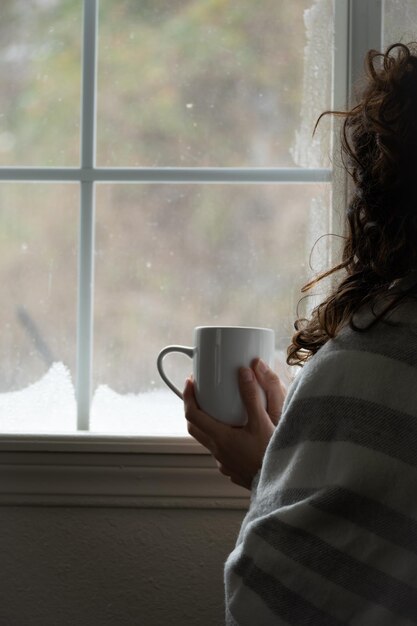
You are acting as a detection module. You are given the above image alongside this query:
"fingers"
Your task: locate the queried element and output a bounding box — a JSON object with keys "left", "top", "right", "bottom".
{"left": 187, "top": 420, "right": 214, "bottom": 451}
{"left": 184, "top": 377, "right": 269, "bottom": 491}
{"left": 252, "top": 358, "right": 286, "bottom": 425}
{"left": 216, "top": 460, "right": 231, "bottom": 476}
{"left": 183, "top": 378, "right": 227, "bottom": 447}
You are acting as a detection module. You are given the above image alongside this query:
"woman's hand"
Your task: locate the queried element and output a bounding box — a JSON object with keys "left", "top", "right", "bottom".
{"left": 183, "top": 358, "right": 287, "bottom": 490}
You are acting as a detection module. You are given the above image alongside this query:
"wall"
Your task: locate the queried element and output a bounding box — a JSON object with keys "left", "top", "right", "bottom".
{"left": 0, "top": 506, "right": 245, "bottom": 626}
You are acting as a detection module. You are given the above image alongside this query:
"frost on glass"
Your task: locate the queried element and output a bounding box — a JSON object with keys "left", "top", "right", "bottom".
{"left": 291, "top": 0, "right": 333, "bottom": 168}
{"left": 383, "top": 1, "right": 417, "bottom": 48}
{"left": 303, "top": 185, "right": 336, "bottom": 318}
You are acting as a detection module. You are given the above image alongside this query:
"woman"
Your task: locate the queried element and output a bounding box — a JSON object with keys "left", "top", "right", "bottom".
{"left": 184, "top": 43, "right": 417, "bottom": 625}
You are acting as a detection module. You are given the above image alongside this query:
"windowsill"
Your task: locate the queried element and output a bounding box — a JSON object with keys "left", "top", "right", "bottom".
{"left": 0, "top": 433, "right": 208, "bottom": 453}
{"left": 0, "top": 434, "right": 250, "bottom": 510}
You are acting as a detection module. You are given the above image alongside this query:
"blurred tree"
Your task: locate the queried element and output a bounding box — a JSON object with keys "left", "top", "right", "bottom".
{"left": 0, "top": 0, "right": 81, "bottom": 166}
{"left": 97, "top": 0, "right": 312, "bottom": 167}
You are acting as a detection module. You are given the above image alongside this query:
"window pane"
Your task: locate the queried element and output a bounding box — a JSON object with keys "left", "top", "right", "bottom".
{"left": 0, "top": 184, "right": 78, "bottom": 433}
{"left": 383, "top": 1, "right": 417, "bottom": 48}
{"left": 97, "top": 0, "right": 334, "bottom": 167}
{"left": 0, "top": 0, "right": 81, "bottom": 166}
{"left": 92, "top": 183, "right": 331, "bottom": 435}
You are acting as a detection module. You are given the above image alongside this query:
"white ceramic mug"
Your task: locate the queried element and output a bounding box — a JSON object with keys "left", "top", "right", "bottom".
{"left": 157, "top": 326, "right": 275, "bottom": 425}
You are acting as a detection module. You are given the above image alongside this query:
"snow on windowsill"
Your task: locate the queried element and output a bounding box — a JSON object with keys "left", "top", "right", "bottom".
{"left": 0, "top": 362, "right": 188, "bottom": 437}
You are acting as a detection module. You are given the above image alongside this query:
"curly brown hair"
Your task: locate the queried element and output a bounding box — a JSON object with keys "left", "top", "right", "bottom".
{"left": 287, "top": 42, "right": 417, "bottom": 367}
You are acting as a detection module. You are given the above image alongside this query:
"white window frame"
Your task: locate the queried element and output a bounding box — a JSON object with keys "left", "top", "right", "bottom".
{"left": 0, "top": 0, "right": 383, "bottom": 507}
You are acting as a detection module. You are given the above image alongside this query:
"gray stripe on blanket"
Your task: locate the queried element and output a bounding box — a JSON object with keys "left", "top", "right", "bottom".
{"left": 272, "top": 396, "right": 417, "bottom": 468}
{"left": 331, "top": 324, "right": 417, "bottom": 368}
{"left": 232, "top": 554, "right": 345, "bottom": 626}
{"left": 272, "top": 486, "right": 417, "bottom": 555}
{"left": 254, "top": 516, "right": 417, "bottom": 622}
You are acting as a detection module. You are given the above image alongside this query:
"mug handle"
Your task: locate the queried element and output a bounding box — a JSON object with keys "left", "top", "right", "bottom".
{"left": 157, "top": 345, "right": 195, "bottom": 399}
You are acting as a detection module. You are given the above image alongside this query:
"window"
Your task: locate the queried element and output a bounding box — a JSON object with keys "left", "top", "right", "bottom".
{"left": 0, "top": 0, "right": 384, "bottom": 441}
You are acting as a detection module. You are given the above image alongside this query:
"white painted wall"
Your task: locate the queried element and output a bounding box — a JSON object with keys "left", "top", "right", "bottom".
{"left": 0, "top": 506, "right": 245, "bottom": 626}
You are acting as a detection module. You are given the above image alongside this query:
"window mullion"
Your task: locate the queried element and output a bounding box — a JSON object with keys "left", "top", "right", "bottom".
{"left": 349, "top": 0, "right": 383, "bottom": 98}
{"left": 0, "top": 166, "right": 331, "bottom": 184}
{"left": 77, "top": 0, "right": 98, "bottom": 430}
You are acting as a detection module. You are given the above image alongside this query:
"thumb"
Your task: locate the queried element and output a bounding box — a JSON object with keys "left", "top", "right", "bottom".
{"left": 238, "top": 366, "right": 268, "bottom": 429}
{"left": 253, "top": 358, "right": 286, "bottom": 425}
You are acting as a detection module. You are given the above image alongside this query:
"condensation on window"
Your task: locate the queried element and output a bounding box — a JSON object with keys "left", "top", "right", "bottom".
{"left": 290, "top": 0, "right": 333, "bottom": 169}
{"left": 290, "top": 0, "right": 334, "bottom": 320}
{"left": 304, "top": 186, "right": 335, "bottom": 318}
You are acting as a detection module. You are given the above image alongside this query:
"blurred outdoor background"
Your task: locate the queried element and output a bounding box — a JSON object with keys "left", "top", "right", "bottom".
{"left": 0, "top": 0, "right": 337, "bottom": 432}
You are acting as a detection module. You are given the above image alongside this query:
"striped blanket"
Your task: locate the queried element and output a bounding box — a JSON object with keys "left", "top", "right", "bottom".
{"left": 225, "top": 296, "right": 417, "bottom": 625}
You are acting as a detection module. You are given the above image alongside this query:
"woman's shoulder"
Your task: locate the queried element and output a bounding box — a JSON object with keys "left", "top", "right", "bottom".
{"left": 328, "top": 298, "right": 417, "bottom": 367}
{"left": 284, "top": 307, "right": 417, "bottom": 417}
{"left": 271, "top": 307, "right": 417, "bottom": 471}
{"left": 282, "top": 293, "right": 417, "bottom": 416}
